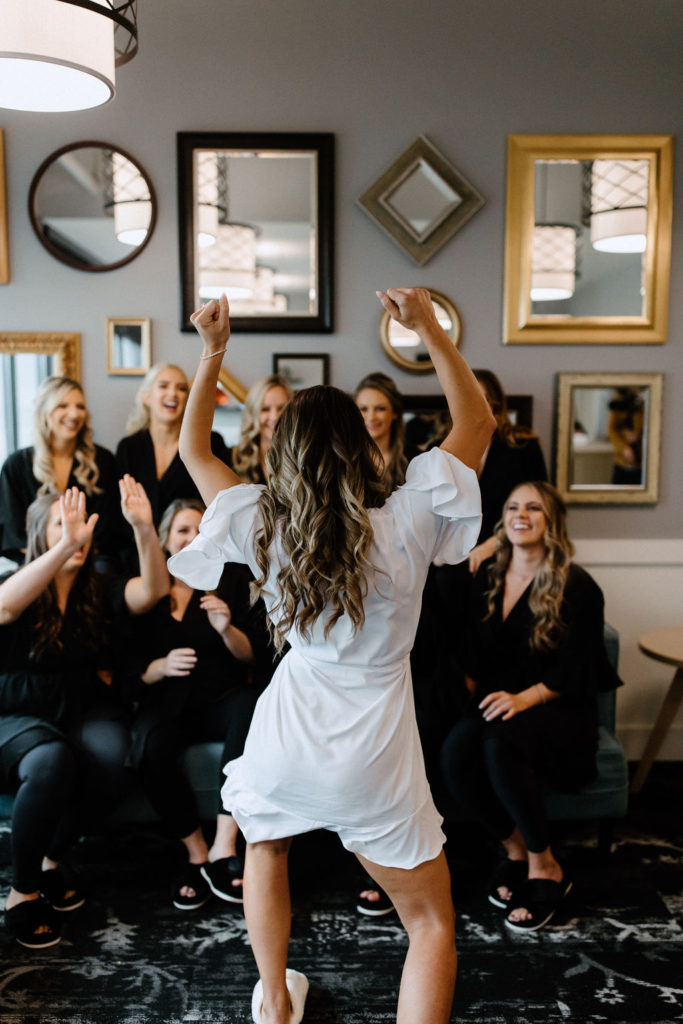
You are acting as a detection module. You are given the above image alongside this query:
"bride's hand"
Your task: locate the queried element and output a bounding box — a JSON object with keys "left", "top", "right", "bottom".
{"left": 376, "top": 287, "right": 439, "bottom": 334}
{"left": 189, "top": 293, "right": 231, "bottom": 354}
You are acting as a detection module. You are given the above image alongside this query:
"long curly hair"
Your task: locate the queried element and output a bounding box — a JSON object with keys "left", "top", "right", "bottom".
{"left": 354, "top": 372, "right": 407, "bottom": 493}
{"left": 231, "top": 374, "right": 294, "bottom": 483}
{"left": 24, "top": 493, "right": 104, "bottom": 662}
{"left": 251, "top": 386, "right": 387, "bottom": 652}
{"left": 32, "top": 376, "right": 102, "bottom": 496}
{"left": 484, "top": 481, "right": 575, "bottom": 652}
{"left": 474, "top": 369, "right": 537, "bottom": 450}
{"left": 125, "top": 362, "right": 189, "bottom": 434}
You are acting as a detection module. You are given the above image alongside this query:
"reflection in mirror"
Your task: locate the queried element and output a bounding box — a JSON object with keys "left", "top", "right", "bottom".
{"left": 29, "top": 142, "right": 156, "bottom": 272}
{"left": 531, "top": 159, "right": 647, "bottom": 318}
{"left": 504, "top": 135, "right": 673, "bottom": 344}
{"left": 106, "top": 318, "right": 151, "bottom": 376}
{"left": 211, "top": 369, "right": 248, "bottom": 447}
{"left": 555, "top": 372, "right": 662, "bottom": 504}
{"left": 383, "top": 159, "right": 463, "bottom": 241}
{"left": 0, "top": 332, "right": 81, "bottom": 465}
{"left": 403, "top": 393, "right": 532, "bottom": 451}
{"left": 379, "top": 290, "right": 461, "bottom": 374}
{"left": 178, "top": 133, "right": 334, "bottom": 333}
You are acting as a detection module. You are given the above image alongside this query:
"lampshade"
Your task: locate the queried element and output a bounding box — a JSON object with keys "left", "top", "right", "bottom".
{"left": 590, "top": 160, "right": 649, "bottom": 254}
{"left": 530, "top": 224, "right": 577, "bottom": 301}
{"left": 111, "top": 152, "right": 152, "bottom": 246}
{"left": 198, "top": 223, "right": 259, "bottom": 298}
{"left": 195, "top": 151, "right": 223, "bottom": 249}
{"left": 0, "top": 0, "right": 137, "bottom": 113}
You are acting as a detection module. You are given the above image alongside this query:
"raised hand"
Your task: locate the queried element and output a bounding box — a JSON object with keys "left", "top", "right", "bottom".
{"left": 200, "top": 593, "right": 232, "bottom": 636}
{"left": 59, "top": 487, "right": 99, "bottom": 555}
{"left": 189, "top": 293, "right": 231, "bottom": 354}
{"left": 377, "top": 287, "right": 439, "bottom": 334}
{"left": 119, "top": 474, "right": 154, "bottom": 530}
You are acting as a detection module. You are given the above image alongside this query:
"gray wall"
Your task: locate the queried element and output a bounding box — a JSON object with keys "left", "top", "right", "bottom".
{"left": 2, "top": 0, "right": 681, "bottom": 539}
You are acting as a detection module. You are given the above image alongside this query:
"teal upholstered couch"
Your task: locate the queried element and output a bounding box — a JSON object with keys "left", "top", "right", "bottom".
{"left": 0, "top": 626, "right": 629, "bottom": 847}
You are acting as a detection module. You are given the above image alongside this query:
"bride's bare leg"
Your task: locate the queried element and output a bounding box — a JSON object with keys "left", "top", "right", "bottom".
{"left": 243, "top": 837, "right": 294, "bottom": 1024}
{"left": 357, "top": 850, "right": 457, "bottom": 1024}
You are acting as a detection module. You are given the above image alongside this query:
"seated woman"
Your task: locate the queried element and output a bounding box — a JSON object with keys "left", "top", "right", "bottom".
{"left": 354, "top": 372, "right": 415, "bottom": 494}
{"left": 440, "top": 481, "right": 621, "bottom": 932}
{"left": 128, "top": 498, "right": 273, "bottom": 910}
{"left": 116, "top": 363, "right": 232, "bottom": 530}
{"left": 0, "top": 478, "right": 168, "bottom": 948}
{"left": 230, "top": 375, "right": 292, "bottom": 484}
{"left": 0, "top": 376, "right": 124, "bottom": 569}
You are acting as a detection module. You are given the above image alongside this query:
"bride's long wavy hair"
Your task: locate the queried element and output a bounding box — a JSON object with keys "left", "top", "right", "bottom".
{"left": 484, "top": 481, "right": 574, "bottom": 652}
{"left": 251, "top": 386, "right": 387, "bottom": 652}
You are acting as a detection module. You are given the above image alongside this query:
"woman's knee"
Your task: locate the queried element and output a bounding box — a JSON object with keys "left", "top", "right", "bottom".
{"left": 17, "top": 740, "right": 76, "bottom": 790}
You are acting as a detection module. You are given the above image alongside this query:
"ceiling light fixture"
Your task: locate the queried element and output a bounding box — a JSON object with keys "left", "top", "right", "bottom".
{"left": 0, "top": 0, "right": 137, "bottom": 113}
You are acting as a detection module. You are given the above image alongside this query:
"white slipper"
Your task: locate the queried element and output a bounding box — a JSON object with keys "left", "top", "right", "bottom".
{"left": 251, "top": 969, "right": 309, "bottom": 1023}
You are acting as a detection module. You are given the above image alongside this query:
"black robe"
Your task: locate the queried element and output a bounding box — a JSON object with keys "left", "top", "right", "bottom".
{"left": 0, "top": 445, "right": 125, "bottom": 567}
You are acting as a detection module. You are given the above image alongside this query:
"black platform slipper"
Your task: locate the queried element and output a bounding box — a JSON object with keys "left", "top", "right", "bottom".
{"left": 487, "top": 858, "right": 528, "bottom": 909}
{"left": 356, "top": 884, "right": 395, "bottom": 917}
{"left": 5, "top": 897, "right": 63, "bottom": 949}
{"left": 504, "top": 875, "right": 573, "bottom": 932}
{"left": 200, "top": 856, "right": 244, "bottom": 904}
{"left": 40, "top": 864, "right": 86, "bottom": 912}
{"left": 171, "top": 862, "right": 211, "bottom": 910}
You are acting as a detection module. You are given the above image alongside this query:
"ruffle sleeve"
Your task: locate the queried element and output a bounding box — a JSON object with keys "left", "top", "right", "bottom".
{"left": 168, "top": 483, "right": 263, "bottom": 590}
{"left": 388, "top": 447, "right": 482, "bottom": 566}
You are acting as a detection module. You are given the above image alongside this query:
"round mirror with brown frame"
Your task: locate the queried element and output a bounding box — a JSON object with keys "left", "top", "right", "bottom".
{"left": 28, "top": 141, "right": 157, "bottom": 272}
{"left": 379, "top": 289, "right": 461, "bottom": 373}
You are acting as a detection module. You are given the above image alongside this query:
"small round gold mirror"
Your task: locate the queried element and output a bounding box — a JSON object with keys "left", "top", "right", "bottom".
{"left": 379, "top": 290, "right": 461, "bottom": 373}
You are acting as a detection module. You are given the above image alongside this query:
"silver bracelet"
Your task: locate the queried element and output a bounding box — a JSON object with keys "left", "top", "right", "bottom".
{"left": 535, "top": 683, "right": 546, "bottom": 705}
{"left": 199, "top": 347, "right": 227, "bottom": 361}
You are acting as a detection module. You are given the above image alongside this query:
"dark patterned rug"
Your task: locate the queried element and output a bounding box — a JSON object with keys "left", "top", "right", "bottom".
{"left": 1, "top": 764, "right": 681, "bottom": 1024}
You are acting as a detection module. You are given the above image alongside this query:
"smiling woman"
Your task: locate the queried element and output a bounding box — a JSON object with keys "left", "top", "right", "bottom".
{"left": 0, "top": 376, "right": 125, "bottom": 569}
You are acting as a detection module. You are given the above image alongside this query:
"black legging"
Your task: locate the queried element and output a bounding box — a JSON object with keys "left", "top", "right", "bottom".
{"left": 134, "top": 685, "right": 258, "bottom": 839}
{"left": 9, "top": 716, "right": 131, "bottom": 894}
{"left": 440, "top": 702, "right": 595, "bottom": 854}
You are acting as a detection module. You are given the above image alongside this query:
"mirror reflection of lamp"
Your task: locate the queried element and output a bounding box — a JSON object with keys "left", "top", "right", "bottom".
{"left": 590, "top": 159, "right": 649, "bottom": 254}
{"left": 530, "top": 224, "right": 577, "bottom": 301}
{"left": 195, "top": 151, "right": 223, "bottom": 249}
{"left": 111, "top": 152, "right": 152, "bottom": 246}
{"left": 0, "top": 0, "right": 137, "bottom": 113}
{"left": 198, "top": 223, "right": 259, "bottom": 299}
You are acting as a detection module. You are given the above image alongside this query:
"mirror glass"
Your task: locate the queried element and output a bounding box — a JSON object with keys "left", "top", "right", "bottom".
{"left": 555, "top": 372, "right": 662, "bottom": 504}
{"left": 531, "top": 159, "right": 647, "bottom": 318}
{"left": 379, "top": 290, "right": 461, "bottom": 374}
{"left": 178, "top": 133, "right": 334, "bottom": 333}
{"left": 383, "top": 159, "right": 463, "bottom": 241}
{"left": 570, "top": 385, "right": 649, "bottom": 489}
{"left": 504, "top": 135, "right": 673, "bottom": 344}
{"left": 29, "top": 142, "right": 156, "bottom": 272}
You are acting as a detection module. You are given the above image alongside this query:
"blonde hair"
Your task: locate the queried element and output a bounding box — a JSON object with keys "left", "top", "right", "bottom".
{"left": 126, "top": 362, "right": 189, "bottom": 434}
{"left": 354, "top": 372, "right": 407, "bottom": 494}
{"left": 231, "top": 375, "right": 294, "bottom": 483}
{"left": 484, "top": 481, "right": 575, "bottom": 652}
{"left": 251, "top": 386, "right": 386, "bottom": 653}
{"left": 32, "top": 376, "right": 102, "bottom": 496}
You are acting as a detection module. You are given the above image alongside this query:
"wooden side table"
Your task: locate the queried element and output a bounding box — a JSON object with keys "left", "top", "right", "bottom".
{"left": 630, "top": 627, "right": 683, "bottom": 794}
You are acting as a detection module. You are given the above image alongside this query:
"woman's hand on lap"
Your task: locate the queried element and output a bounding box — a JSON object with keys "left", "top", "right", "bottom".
{"left": 479, "top": 689, "right": 533, "bottom": 722}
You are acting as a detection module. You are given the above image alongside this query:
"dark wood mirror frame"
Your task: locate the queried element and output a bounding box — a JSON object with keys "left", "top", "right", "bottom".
{"left": 177, "top": 131, "right": 335, "bottom": 334}
{"left": 28, "top": 141, "right": 157, "bottom": 273}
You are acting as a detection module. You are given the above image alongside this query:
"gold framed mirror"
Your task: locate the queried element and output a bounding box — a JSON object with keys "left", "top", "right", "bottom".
{"left": 379, "top": 289, "right": 461, "bottom": 374}
{"left": 504, "top": 135, "right": 673, "bottom": 344}
{"left": 554, "top": 371, "right": 662, "bottom": 504}
{"left": 0, "top": 332, "right": 81, "bottom": 463}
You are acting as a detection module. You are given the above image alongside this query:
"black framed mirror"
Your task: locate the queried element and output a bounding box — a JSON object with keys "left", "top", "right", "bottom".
{"left": 28, "top": 141, "right": 157, "bottom": 272}
{"left": 177, "top": 132, "right": 334, "bottom": 333}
